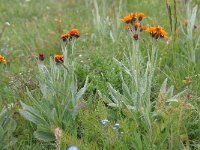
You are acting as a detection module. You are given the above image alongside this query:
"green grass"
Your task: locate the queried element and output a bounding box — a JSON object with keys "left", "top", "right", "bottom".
{"left": 0, "top": 0, "right": 200, "bottom": 149}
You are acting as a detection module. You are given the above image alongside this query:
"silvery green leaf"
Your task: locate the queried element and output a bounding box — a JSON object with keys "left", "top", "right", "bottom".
{"left": 20, "top": 101, "right": 42, "bottom": 119}
{"left": 160, "top": 78, "right": 168, "bottom": 93}
{"left": 121, "top": 74, "right": 132, "bottom": 100}
{"left": 62, "top": 46, "right": 69, "bottom": 67}
{"left": 3, "top": 117, "right": 16, "bottom": 132}
{"left": 113, "top": 57, "right": 123, "bottom": 68}
{"left": 166, "top": 99, "right": 179, "bottom": 103}
{"left": 110, "top": 31, "right": 115, "bottom": 43}
{"left": 19, "top": 110, "right": 44, "bottom": 125}
{"left": 172, "top": 89, "right": 187, "bottom": 99}
{"left": 19, "top": 102, "right": 48, "bottom": 125}
{"left": 38, "top": 64, "right": 52, "bottom": 81}
{"left": 107, "top": 103, "right": 119, "bottom": 108}
{"left": 0, "top": 127, "right": 5, "bottom": 146}
{"left": 180, "top": 22, "right": 186, "bottom": 36}
{"left": 108, "top": 83, "right": 131, "bottom": 106}
{"left": 108, "top": 83, "right": 119, "bottom": 104}
{"left": 97, "top": 90, "right": 103, "bottom": 98}
{"left": 190, "top": 5, "right": 198, "bottom": 30}
{"left": 51, "top": 108, "right": 59, "bottom": 124}
{"left": 122, "top": 81, "right": 132, "bottom": 100}
{"left": 97, "top": 90, "right": 113, "bottom": 104}
{"left": 166, "top": 85, "right": 174, "bottom": 99}
{"left": 126, "top": 105, "right": 136, "bottom": 111}
{"left": 26, "top": 86, "right": 35, "bottom": 101}
{"left": 34, "top": 130, "right": 55, "bottom": 142}
{"left": 75, "top": 76, "right": 88, "bottom": 102}
{"left": 113, "top": 58, "right": 132, "bottom": 77}
{"left": 0, "top": 108, "right": 7, "bottom": 124}
{"left": 141, "top": 62, "right": 149, "bottom": 94}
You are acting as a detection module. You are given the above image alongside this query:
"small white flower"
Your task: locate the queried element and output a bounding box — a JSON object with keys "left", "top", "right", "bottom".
{"left": 113, "top": 123, "right": 120, "bottom": 132}
{"left": 114, "top": 123, "right": 120, "bottom": 128}
{"left": 113, "top": 126, "right": 117, "bottom": 131}
{"left": 5, "top": 22, "right": 10, "bottom": 26}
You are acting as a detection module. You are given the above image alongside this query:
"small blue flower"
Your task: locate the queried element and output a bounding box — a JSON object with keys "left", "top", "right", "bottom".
{"left": 68, "top": 146, "right": 79, "bottom": 150}
{"left": 101, "top": 119, "right": 109, "bottom": 126}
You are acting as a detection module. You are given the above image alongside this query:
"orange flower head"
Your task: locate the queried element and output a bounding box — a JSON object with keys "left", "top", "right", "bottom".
{"left": 61, "top": 33, "right": 71, "bottom": 42}
{"left": 140, "top": 26, "right": 146, "bottom": 32}
{"left": 0, "top": 55, "right": 6, "bottom": 64}
{"left": 137, "top": 13, "right": 146, "bottom": 21}
{"left": 182, "top": 21, "right": 188, "bottom": 27}
{"left": 145, "top": 26, "right": 168, "bottom": 39}
{"left": 54, "top": 55, "right": 64, "bottom": 63}
{"left": 125, "top": 24, "right": 130, "bottom": 29}
{"left": 145, "top": 27, "right": 155, "bottom": 34}
{"left": 133, "top": 22, "right": 145, "bottom": 32}
{"left": 133, "top": 34, "right": 139, "bottom": 40}
{"left": 134, "top": 22, "right": 140, "bottom": 30}
{"left": 121, "top": 13, "right": 137, "bottom": 24}
{"left": 68, "top": 29, "right": 80, "bottom": 38}
{"left": 38, "top": 53, "right": 45, "bottom": 61}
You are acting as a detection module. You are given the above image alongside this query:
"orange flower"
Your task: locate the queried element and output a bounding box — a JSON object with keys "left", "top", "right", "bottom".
{"left": 54, "top": 55, "right": 64, "bottom": 63}
{"left": 145, "top": 26, "right": 168, "bottom": 39}
{"left": 125, "top": 24, "right": 130, "bottom": 29}
{"left": 134, "top": 22, "right": 146, "bottom": 32}
{"left": 134, "top": 22, "right": 140, "bottom": 30}
{"left": 133, "top": 34, "right": 139, "bottom": 40}
{"left": 140, "top": 26, "right": 146, "bottom": 32}
{"left": 0, "top": 55, "right": 6, "bottom": 64}
{"left": 137, "top": 13, "right": 146, "bottom": 21}
{"left": 121, "top": 13, "right": 137, "bottom": 24}
{"left": 182, "top": 21, "right": 188, "bottom": 27}
{"left": 61, "top": 33, "right": 71, "bottom": 42}
{"left": 38, "top": 53, "right": 45, "bottom": 61}
{"left": 68, "top": 29, "right": 80, "bottom": 38}
{"left": 61, "top": 28, "right": 80, "bottom": 42}
{"left": 122, "top": 12, "right": 146, "bottom": 31}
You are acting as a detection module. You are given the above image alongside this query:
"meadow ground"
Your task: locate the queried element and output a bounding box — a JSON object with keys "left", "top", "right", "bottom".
{"left": 0, "top": 0, "right": 200, "bottom": 149}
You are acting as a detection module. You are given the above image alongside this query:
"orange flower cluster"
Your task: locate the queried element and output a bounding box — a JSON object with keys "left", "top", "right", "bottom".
{"left": 61, "top": 29, "right": 80, "bottom": 42}
{"left": 121, "top": 13, "right": 146, "bottom": 23}
{"left": 122, "top": 12, "right": 169, "bottom": 40}
{"left": 122, "top": 13, "right": 146, "bottom": 41}
{"left": 54, "top": 55, "right": 64, "bottom": 63}
{"left": 145, "top": 26, "right": 168, "bottom": 39}
{"left": 0, "top": 55, "right": 6, "bottom": 64}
